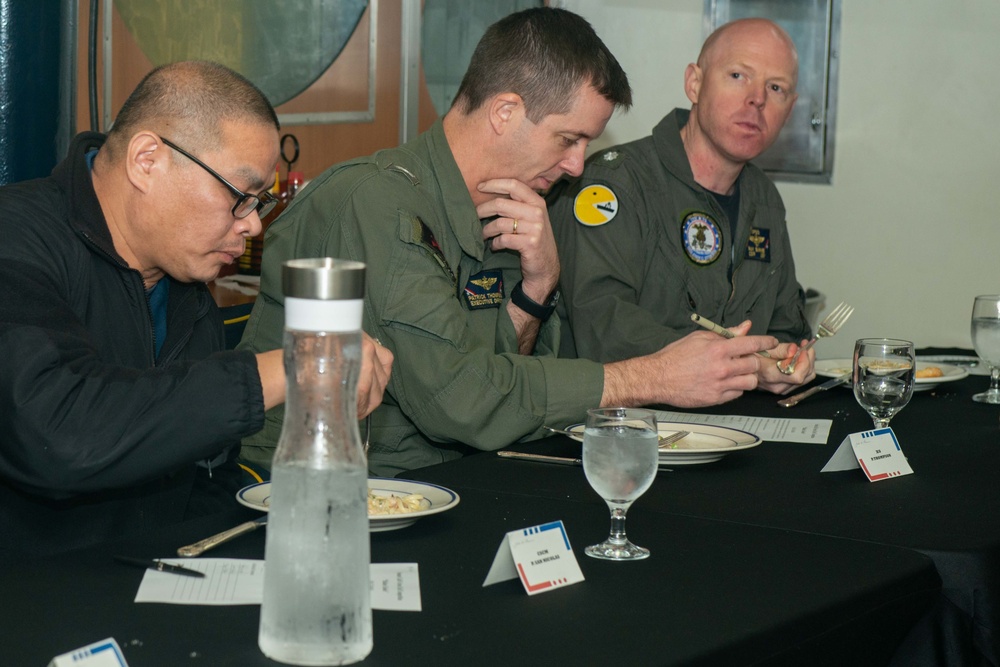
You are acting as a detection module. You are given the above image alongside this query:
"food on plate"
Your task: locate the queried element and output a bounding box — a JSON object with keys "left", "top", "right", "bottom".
{"left": 916, "top": 366, "right": 944, "bottom": 379}
{"left": 367, "top": 490, "right": 425, "bottom": 515}
{"left": 863, "top": 359, "right": 912, "bottom": 372}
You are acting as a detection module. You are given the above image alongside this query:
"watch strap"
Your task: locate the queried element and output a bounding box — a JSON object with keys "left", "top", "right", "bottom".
{"left": 510, "top": 280, "right": 558, "bottom": 321}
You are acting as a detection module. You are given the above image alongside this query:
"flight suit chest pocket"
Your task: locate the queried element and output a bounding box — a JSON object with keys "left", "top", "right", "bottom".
{"left": 380, "top": 215, "right": 467, "bottom": 347}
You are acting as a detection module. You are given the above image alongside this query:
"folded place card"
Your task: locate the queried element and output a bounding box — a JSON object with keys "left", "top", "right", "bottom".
{"left": 48, "top": 638, "right": 128, "bottom": 667}
{"left": 483, "top": 520, "right": 584, "bottom": 595}
{"left": 821, "top": 427, "right": 914, "bottom": 481}
{"left": 370, "top": 563, "right": 422, "bottom": 612}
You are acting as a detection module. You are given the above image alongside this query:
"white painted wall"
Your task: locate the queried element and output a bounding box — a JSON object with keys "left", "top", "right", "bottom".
{"left": 560, "top": 0, "right": 1000, "bottom": 359}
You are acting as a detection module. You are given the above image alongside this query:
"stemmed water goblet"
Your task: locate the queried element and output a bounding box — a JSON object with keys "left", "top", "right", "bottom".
{"left": 581, "top": 407, "right": 659, "bottom": 561}
{"left": 971, "top": 295, "right": 1000, "bottom": 404}
{"left": 852, "top": 338, "right": 916, "bottom": 430}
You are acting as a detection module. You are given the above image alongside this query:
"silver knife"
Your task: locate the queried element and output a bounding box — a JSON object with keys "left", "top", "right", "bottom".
{"left": 497, "top": 450, "right": 673, "bottom": 472}
{"left": 497, "top": 451, "right": 582, "bottom": 466}
{"left": 176, "top": 515, "right": 268, "bottom": 558}
{"left": 778, "top": 373, "right": 850, "bottom": 408}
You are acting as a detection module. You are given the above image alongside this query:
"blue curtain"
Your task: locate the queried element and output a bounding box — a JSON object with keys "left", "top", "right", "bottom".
{"left": 0, "top": 2, "right": 62, "bottom": 185}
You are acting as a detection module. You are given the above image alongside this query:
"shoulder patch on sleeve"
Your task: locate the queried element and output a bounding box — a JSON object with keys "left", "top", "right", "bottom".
{"left": 574, "top": 184, "right": 619, "bottom": 226}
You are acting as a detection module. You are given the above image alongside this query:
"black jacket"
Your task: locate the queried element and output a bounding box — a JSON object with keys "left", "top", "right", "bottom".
{"left": 0, "top": 132, "right": 265, "bottom": 558}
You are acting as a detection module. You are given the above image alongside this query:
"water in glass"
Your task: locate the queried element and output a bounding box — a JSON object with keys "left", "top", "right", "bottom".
{"left": 972, "top": 296, "right": 1000, "bottom": 404}
{"left": 582, "top": 408, "right": 659, "bottom": 561}
{"left": 582, "top": 426, "right": 658, "bottom": 503}
{"left": 853, "top": 338, "right": 915, "bottom": 430}
{"left": 972, "top": 317, "right": 1000, "bottom": 365}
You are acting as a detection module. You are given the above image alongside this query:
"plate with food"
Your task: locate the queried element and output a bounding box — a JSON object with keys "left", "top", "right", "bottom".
{"left": 564, "top": 421, "right": 762, "bottom": 465}
{"left": 236, "top": 478, "right": 460, "bottom": 532}
{"left": 918, "top": 354, "right": 989, "bottom": 376}
{"left": 814, "top": 358, "right": 968, "bottom": 392}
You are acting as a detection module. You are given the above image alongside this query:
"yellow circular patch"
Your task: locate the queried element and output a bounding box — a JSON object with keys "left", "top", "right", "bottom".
{"left": 573, "top": 185, "right": 619, "bottom": 226}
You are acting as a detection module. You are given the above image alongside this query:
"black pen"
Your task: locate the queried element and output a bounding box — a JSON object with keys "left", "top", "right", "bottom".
{"left": 114, "top": 554, "right": 206, "bottom": 578}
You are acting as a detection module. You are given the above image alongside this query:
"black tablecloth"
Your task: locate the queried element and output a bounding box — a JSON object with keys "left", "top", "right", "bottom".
{"left": 407, "top": 353, "right": 999, "bottom": 665}
{"left": 0, "top": 484, "right": 939, "bottom": 666}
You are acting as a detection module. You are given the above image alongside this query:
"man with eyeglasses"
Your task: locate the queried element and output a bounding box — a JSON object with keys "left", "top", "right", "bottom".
{"left": 0, "top": 61, "right": 391, "bottom": 558}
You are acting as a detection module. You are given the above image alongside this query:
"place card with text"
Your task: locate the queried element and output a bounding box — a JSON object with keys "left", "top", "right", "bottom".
{"left": 48, "top": 638, "right": 129, "bottom": 667}
{"left": 821, "top": 427, "right": 914, "bottom": 481}
{"left": 483, "top": 520, "right": 584, "bottom": 595}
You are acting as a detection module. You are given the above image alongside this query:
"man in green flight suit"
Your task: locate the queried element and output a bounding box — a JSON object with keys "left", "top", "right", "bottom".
{"left": 239, "top": 8, "right": 783, "bottom": 476}
{"left": 549, "top": 18, "right": 815, "bottom": 395}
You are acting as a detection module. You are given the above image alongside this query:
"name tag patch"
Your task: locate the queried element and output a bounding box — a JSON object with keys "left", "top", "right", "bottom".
{"left": 745, "top": 227, "right": 771, "bottom": 262}
{"left": 464, "top": 269, "right": 505, "bottom": 310}
{"left": 681, "top": 212, "right": 723, "bottom": 265}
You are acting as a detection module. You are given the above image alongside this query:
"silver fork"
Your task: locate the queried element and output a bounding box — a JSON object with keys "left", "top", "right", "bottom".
{"left": 657, "top": 430, "right": 690, "bottom": 449}
{"left": 778, "top": 301, "right": 854, "bottom": 375}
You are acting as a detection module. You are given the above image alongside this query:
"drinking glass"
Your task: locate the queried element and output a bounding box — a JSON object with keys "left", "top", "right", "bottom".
{"left": 582, "top": 407, "right": 659, "bottom": 561}
{"left": 971, "top": 295, "right": 1000, "bottom": 404}
{"left": 853, "top": 338, "right": 916, "bottom": 429}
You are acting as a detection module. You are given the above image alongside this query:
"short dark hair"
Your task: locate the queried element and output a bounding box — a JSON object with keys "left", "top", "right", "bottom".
{"left": 104, "top": 61, "right": 279, "bottom": 160}
{"left": 452, "top": 7, "right": 631, "bottom": 122}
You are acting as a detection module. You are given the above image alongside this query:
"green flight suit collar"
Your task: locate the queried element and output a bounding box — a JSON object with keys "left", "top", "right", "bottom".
{"left": 654, "top": 108, "right": 765, "bottom": 201}
{"left": 420, "top": 119, "right": 487, "bottom": 263}
{"left": 653, "top": 109, "right": 703, "bottom": 191}
{"left": 652, "top": 108, "right": 760, "bottom": 219}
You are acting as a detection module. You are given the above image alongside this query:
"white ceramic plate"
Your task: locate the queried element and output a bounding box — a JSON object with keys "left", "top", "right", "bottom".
{"left": 236, "top": 478, "right": 460, "bottom": 532}
{"left": 918, "top": 354, "right": 989, "bottom": 376}
{"left": 565, "top": 421, "right": 762, "bottom": 466}
{"left": 814, "top": 358, "right": 968, "bottom": 392}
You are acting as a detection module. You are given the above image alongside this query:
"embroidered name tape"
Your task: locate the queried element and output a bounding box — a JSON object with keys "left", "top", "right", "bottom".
{"left": 464, "top": 269, "right": 504, "bottom": 310}
{"left": 745, "top": 227, "right": 770, "bottom": 262}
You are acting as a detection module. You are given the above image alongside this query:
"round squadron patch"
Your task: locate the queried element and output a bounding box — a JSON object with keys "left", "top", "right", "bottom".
{"left": 573, "top": 185, "right": 619, "bottom": 226}
{"left": 681, "top": 212, "right": 723, "bottom": 265}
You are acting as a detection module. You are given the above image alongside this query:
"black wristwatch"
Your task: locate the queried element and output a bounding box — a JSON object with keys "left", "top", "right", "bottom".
{"left": 510, "top": 281, "right": 559, "bottom": 321}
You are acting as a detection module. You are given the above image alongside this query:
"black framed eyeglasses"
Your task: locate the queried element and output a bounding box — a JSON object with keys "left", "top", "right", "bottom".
{"left": 160, "top": 137, "right": 278, "bottom": 220}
